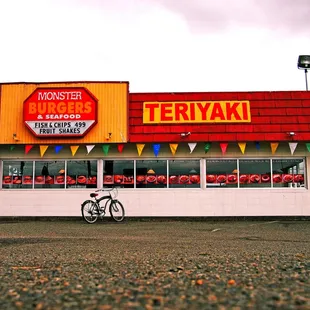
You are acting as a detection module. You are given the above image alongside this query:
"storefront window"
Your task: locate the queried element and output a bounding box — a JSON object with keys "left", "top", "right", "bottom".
{"left": 272, "top": 159, "right": 305, "bottom": 188}
{"left": 169, "top": 160, "right": 200, "bottom": 188}
{"left": 103, "top": 160, "right": 134, "bottom": 188}
{"left": 34, "top": 161, "right": 65, "bottom": 189}
{"left": 206, "top": 160, "right": 238, "bottom": 188}
{"left": 2, "top": 161, "right": 33, "bottom": 189}
{"left": 239, "top": 159, "right": 271, "bottom": 188}
{"left": 67, "top": 160, "right": 97, "bottom": 188}
{"left": 136, "top": 160, "right": 167, "bottom": 188}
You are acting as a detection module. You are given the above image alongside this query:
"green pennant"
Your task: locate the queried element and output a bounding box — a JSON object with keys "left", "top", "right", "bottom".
{"left": 204, "top": 142, "right": 212, "bottom": 153}
{"left": 102, "top": 144, "right": 110, "bottom": 156}
{"left": 9, "top": 145, "right": 15, "bottom": 151}
{"left": 306, "top": 143, "right": 310, "bottom": 152}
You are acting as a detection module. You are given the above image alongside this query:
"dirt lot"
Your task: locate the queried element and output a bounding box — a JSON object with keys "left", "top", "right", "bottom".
{"left": 0, "top": 218, "right": 309, "bottom": 309}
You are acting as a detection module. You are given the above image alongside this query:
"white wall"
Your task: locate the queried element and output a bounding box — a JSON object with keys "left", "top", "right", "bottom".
{"left": 1, "top": 188, "right": 309, "bottom": 217}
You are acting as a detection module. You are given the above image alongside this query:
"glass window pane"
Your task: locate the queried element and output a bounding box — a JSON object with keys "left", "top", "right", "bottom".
{"left": 239, "top": 159, "right": 271, "bottom": 188}
{"left": 206, "top": 160, "right": 238, "bottom": 188}
{"left": 169, "top": 160, "right": 200, "bottom": 188}
{"left": 2, "top": 161, "right": 33, "bottom": 189}
{"left": 103, "top": 160, "right": 134, "bottom": 188}
{"left": 34, "top": 161, "right": 65, "bottom": 189}
{"left": 272, "top": 159, "right": 305, "bottom": 188}
{"left": 136, "top": 160, "right": 167, "bottom": 188}
{"left": 67, "top": 160, "right": 98, "bottom": 188}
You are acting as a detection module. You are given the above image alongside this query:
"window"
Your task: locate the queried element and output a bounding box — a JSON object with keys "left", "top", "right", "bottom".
{"left": 206, "top": 160, "right": 238, "bottom": 188}
{"left": 168, "top": 160, "right": 200, "bottom": 188}
{"left": 272, "top": 159, "right": 305, "bottom": 188}
{"left": 103, "top": 160, "right": 134, "bottom": 188}
{"left": 34, "top": 161, "right": 65, "bottom": 189}
{"left": 67, "top": 160, "right": 97, "bottom": 188}
{"left": 2, "top": 161, "right": 33, "bottom": 189}
{"left": 136, "top": 160, "right": 167, "bottom": 188}
{"left": 205, "top": 158, "right": 305, "bottom": 188}
{"left": 239, "top": 159, "right": 271, "bottom": 188}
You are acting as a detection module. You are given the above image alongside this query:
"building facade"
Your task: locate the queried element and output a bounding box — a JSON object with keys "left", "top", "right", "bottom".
{"left": 0, "top": 82, "right": 310, "bottom": 216}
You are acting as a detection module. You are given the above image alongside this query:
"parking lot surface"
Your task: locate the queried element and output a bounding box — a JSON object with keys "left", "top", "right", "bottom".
{"left": 0, "top": 219, "right": 309, "bottom": 309}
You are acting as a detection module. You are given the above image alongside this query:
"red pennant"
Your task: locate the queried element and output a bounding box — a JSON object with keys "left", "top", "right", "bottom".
{"left": 117, "top": 144, "right": 125, "bottom": 153}
{"left": 25, "top": 145, "right": 33, "bottom": 154}
{"left": 220, "top": 143, "right": 228, "bottom": 155}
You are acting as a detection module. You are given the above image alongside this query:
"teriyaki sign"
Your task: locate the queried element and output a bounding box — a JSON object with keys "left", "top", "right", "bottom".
{"left": 24, "top": 87, "right": 98, "bottom": 137}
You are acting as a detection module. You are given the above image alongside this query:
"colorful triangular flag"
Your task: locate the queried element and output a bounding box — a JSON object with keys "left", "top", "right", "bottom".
{"left": 288, "top": 142, "right": 298, "bottom": 155}
{"left": 238, "top": 142, "right": 246, "bottom": 154}
{"left": 306, "top": 143, "right": 310, "bottom": 152}
{"left": 40, "top": 145, "right": 49, "bottom": 157}
{"left": 9, "top": 145, "right": 15, "bottom": 151}
{"left": 25, "top": 145, "right": 33, "bottom": 154}
{"left": 117, "top": 144, "right": 125, "bottom": 153}
{"left": 70, "top": 145, "right": 79, "bottom": 156}
{"left": 270, "top": 142, "right": 279, "bottom": 155}
{"left": 86, "top": 145, "right": 95, "bottom": 154}
{"left": 153, "top": 144, "right": 160, "bottom": 157}
{"left": 220, "top": 143, "right": 228, "bottom": 155}
{"left": 102, "top": 144, "right": 110, "bottom": 156}
{"left": 55, "top": 145, "right": 63, "bottom": 154}
{"left": 188, "top": 143, "right": 197, "bottom": 154}
{"left": 255, "top": 141, "right": 260, "bottom": 150}
{"left": 204, "top": 142, "right": 211, "bottom": 153}
{"left": 169, "top": 143, "right": 178, "bottom": 156}
{"left": 136, "top": 144, "right": 145, "bottom": 156}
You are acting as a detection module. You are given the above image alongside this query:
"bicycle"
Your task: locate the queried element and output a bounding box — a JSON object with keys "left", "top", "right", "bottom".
{"left": 81, "top": 187, "right": 125, "bottom": 224}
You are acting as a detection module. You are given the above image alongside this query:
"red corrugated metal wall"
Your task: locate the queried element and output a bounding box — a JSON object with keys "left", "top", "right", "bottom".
{"left": 129, "top": 91, "right": 310, "bottom": 142}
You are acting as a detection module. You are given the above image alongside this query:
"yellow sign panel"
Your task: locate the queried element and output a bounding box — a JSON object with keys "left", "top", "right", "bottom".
{"left": 143, "top": 101, "right": 251, "bottom": 123}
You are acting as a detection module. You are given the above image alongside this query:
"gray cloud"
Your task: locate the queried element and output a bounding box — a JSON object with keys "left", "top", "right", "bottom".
{"left": 150, "top": 0, "right": 310, "bottom": 33}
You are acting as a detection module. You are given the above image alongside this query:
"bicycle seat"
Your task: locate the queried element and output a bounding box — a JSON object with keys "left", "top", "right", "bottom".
{"left": 90, "top": 193, "right": 99, "bottom": 198}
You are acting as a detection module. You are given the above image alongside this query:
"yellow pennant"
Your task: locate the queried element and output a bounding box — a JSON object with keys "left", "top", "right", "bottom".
{"left": 70, "top": 145, "right": 79, "bottom": 156}
{"left": 40, "top": 145, "right": 49, "bottom": 157}
{"left": 238, "top": 142, "right": 246, "bottom": 154}
{"left": 136, "top": 144, "right": 145, "bottom": 156}
{"left": 169, "top": 143, "right": 178, "bottom": 156}
{"left": 270, "top": 142, "right": 279, "bottom": 155}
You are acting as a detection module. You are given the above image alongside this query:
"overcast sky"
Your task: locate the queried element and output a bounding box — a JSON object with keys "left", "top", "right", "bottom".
{"left": 0, "top": 0, "right": 309, "bottom": 92}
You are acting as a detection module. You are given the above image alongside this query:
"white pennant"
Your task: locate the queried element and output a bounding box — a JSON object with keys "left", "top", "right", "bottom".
{"left": 289, "top": 142, "right": 298, "bottom": 155}
{"left": 86, "top": 145, "right": 95, "bottom": 154}
{"left": 188, "top": 143, "right": 197, "bottom": 154}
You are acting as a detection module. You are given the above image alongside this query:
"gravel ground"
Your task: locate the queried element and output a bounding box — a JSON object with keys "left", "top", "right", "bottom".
{"left": 0, "top": 219, "right": 309, "bottom": 309}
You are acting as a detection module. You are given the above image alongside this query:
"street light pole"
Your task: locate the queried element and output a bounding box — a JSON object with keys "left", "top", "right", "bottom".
{"left": 298, "top": 55, "right": 310, "bottom": 91}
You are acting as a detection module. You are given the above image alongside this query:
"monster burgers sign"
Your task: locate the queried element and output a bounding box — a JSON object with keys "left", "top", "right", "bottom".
{"left": 24, "top": 87, "right": 97, "bottom": 137}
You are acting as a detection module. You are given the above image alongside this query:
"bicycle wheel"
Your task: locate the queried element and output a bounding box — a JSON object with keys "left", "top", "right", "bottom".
{"left": 109, "top": 200, "right": 125, "bottom": 222}
{"left": 81, "top": 200, "right": 99, "bottom": 224}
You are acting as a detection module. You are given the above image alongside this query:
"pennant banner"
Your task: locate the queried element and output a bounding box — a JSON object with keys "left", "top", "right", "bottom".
{"left": 270, "top": 142, "right": 279, "bottom": 155}
{"left": 9, "top": 145, "right": 15, "bottom": 151}
{"left": 70, "top": 145, "right": 79, "bottom": 156}
{"left": 153, "top": 144, "right": 160, "bottom": 157}
{"left": 188, "top": 143, "right": 197, "bottom": 154}
{"left": 204, "top": 142, "right": 211, "bottom": 153}
{"left": 238, "top": 142, "right": 246, "bottom": 154}
{"left": 40, "top": 145, "right": 49, "bottom": 157}
{"left": 306, "top": 143, "right": 310, "bottom": 153}
{"left": 255, "top": 141, "right": 260, "bottom": 151}
{"left": 86, "top": 145, "right": 95, "bottom": 154}
{"left": 289, "top": 142, "right": 298, "bottom": 155}
{"left": 136, "top": 144, "right": 145, "bottom": 156}
{"left": 25, "top": 145, "right": 33, "bottom": 154}
{"left": 117, "top": 144, "right": 125, "bottom": 153}
{"left": 169, "top": 143, "right": 178, "bottom": 156}
{"left": 220, "top": 143, "right": 228, "bottom": 155}
{"left": 55, "top": 145, "right": 63, "bottom": 154}
{"left": 102, "top": 144, "right": 110, "bottom": 156}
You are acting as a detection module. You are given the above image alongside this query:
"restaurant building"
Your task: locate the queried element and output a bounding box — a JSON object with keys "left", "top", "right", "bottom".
{"left": 0, "top": 82, "right": 310, "bottom": 217}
